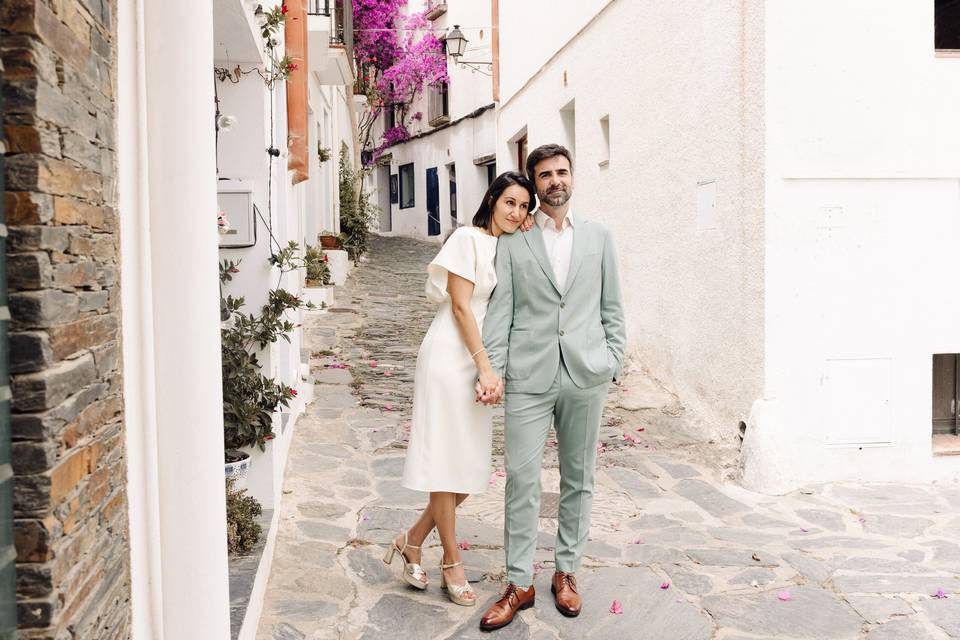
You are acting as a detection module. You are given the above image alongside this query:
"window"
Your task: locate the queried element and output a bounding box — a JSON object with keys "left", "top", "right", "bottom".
{"left": 599, "top": 115, "right": 610, "bottom": 167}
{"left": 428, "top": 82, "right": 450, "bottom": 126}
{"left": 516, "top": 135, "right": 528, "bottom": 173}
{"left": 936, "top": 0, "right": 960, "bottom": 51}
{"left": 399, "top": 163, "right": 415, "bottom": 209}
{"left": 385, "top": 103, "right": 396, "bottom": 130}
{"left": 486, "top": 162, "right": 497, "bottom": 186}
{"left": 933, "top": 354, "right": 959, "bottom": 435}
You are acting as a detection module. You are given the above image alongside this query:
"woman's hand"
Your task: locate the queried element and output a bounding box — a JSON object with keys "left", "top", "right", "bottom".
{"left": 519, "top": 212, "right": 536, "bottom": 232}
{"left": 477, "top": 368, "right": 501, "bottom": 400}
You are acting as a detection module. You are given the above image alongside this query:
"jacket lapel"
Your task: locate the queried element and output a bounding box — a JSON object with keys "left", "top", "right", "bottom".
{"left": 522, "top": 224, "right": 562, "bottom": 295}
{"left": 563, "top": 218, "right": 588, "bottom": 295}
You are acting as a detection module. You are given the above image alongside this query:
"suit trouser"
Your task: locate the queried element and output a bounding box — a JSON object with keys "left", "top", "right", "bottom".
{"left": 503, "top": 360, "right": 608, "bottom": 587}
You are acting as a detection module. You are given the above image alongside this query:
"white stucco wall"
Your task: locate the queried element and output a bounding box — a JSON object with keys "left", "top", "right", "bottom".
{"left": 497, "top": 0, "right": 767, "bottom": 436}
{"left": 380, "top": 107, "right": 496, "bottom": 240}
{"left": 497, "top": 0, "right": 613, "bottom": 103}
{"left": 747, "top": 1, "right": 960, "bottom": 490}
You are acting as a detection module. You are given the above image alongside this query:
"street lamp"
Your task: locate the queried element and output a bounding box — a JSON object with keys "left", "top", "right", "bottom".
{"left": 446, "top": 25, "right": 468, "bottom": 59}
{"left": 444, "top": 25, "right": 492, "bottom": 74}
{"left": 254, "top": 4, "right": 268, "bottom": 28}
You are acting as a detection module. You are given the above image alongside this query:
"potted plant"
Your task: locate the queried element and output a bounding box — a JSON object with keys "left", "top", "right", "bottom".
{"left": 225, "top": 449, "right": 251, "bottom": 490}
{"left": 319, "top": 230, "right": 340, "bottom": 249}
{"left": 303, "top": 244, "right": 332, "bottom": 287}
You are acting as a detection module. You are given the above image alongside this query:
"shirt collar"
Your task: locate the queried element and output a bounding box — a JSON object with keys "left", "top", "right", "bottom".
{"left": 535, "top": 209, "right": 575, "bottom": 231}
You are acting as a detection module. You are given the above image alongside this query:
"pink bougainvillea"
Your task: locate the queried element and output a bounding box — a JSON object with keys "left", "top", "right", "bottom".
{"left": 353, "top": 0, "right": 448, "bottom": 164}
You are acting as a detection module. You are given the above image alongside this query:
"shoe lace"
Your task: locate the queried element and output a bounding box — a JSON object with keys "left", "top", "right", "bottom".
{"left": 501, "top": 583, "right": 521, "bottom": 605}
{"left": 559, "top": 572, "right": 577, "bottom": 591}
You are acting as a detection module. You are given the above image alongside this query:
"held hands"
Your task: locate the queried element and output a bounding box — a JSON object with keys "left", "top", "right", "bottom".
{"left": 475, "top": 371, "right": 504, "bottom": 405}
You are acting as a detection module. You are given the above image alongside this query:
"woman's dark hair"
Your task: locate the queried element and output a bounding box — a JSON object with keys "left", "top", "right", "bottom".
{"left": 472, "top": 171, "right": 536, "bottom": 229}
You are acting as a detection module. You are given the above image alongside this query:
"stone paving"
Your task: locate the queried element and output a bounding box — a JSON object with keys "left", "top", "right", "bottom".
{"left": 256, "top": 235, "right": 960, "bottom": 640}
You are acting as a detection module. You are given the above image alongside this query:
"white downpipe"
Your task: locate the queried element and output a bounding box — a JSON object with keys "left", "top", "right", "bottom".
{"left": 133, "top": 0, "right": 230, "bottom": 639}
{"left": 118, "top": 0, "right": 165, "bottom": 636}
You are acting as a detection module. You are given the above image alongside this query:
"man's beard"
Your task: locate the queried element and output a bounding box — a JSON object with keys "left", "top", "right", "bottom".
{"left": 540, "top": 187, "right": 570, "bottom": 207}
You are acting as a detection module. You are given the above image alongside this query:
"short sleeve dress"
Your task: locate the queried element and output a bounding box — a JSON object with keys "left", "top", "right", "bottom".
{"left": 401, "top": 226, "right": 499, "bottom": 494}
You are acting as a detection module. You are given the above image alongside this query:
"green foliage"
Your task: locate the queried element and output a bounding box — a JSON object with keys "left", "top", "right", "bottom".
{"left": 304, "top": 244, "right": 332, "bottom": 285}
{"left": 220, "top": 247, "right": 316, "bottom": 451}
{"left": 338, "top": 144, "right": 378, "bottom": 260}
{"left": 226, "top": 478, "right": 263, "bottom": 554}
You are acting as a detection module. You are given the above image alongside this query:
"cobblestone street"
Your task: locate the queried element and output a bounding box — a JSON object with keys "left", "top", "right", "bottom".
{"left": 256, "top": 235, "right": 960, "bottom": 640}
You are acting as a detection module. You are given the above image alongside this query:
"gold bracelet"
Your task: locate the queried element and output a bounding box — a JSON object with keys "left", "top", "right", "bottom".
{"left": 470, "top": 347, "right": 485, "bottom": 359}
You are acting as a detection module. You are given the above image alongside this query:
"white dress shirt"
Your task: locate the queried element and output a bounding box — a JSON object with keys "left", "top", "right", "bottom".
{"left": 535, "top": 209, "right": 575, "bottom": 290}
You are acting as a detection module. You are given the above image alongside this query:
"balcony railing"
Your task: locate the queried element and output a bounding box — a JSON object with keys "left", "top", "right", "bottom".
{"left": 308, "top": 0, "right": 345, "bottom": 45}
{"left": 307, "top": 0, "right": 332, "bottom": 16}
{"left": 425, "top": 0, "right": 448, "bottom": 20}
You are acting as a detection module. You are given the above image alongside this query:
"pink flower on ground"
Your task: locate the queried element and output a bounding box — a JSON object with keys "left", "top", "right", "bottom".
{"left": 609, "top": 600, "right": 623, "bottom": 614}
{"left": 458, "top": 541, "right": 470, "bottom": 551}
{"left": 370, "top": 360, "right": 378, "bottom": 367}
{"left": 660, "top": 582, "right": 670, "bottom": 590}
{"left": 933, "top": 589, "right": 949, "bottom": 599}
{"left": 383, "top": 404, "right": 393, "bottom": 411}
{"left": 632, "top": 539, "right": 644, "bottom": 545}
{"left": 777, "top": 591, "right": 792, "bottom": 601}
{"left": 384, "top": 371, "right": 393, "bottom": 377}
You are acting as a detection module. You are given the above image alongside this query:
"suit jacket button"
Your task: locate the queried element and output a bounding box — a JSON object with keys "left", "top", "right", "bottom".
{"left": 560, "top": 302, "right": 566, "bottom": 308}
{"left": 559, "top": 330, "right": 565, "bottom": 336}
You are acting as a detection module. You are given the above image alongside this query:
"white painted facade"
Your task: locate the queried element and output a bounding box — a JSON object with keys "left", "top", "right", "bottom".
{"left": 497, "top": 0, "right": 960, "bottom": 492}
{"left": 750, "top": 1, "right": 960, "bottom": 492}
{"left": 369, "top": 0, "right": 497, "bottom": 241}
{"left": 118, "top": 0, "right": 357, "bottom": 637}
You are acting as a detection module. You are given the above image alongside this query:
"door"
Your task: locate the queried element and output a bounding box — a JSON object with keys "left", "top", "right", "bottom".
{"left": 933, "top": 354, "right": 959, "bottom": 435}
{"left": 378, "top": 165, "right": 391, "bottom": 232}
{"left": 426, "top": 167, "right": 440, "bottom": 236}
{"left": 448, "top": 163, "right": 457, "bottom": 227}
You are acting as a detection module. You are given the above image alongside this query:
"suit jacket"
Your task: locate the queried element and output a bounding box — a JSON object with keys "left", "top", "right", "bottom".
{"left": 483, "top": 216, "right": 626, "bottom": 393}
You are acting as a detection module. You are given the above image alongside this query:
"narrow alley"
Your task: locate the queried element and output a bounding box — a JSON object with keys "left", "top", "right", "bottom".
{"left": 256, "top": 236, "right": 960, "bottom": 640}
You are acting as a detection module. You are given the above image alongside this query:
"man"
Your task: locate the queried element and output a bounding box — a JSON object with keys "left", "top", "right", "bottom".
{"left": 478, "top": 144, "right": 626, "bottom": 631}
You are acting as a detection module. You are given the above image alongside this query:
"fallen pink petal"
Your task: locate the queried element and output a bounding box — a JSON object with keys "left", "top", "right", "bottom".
{"left": 660, "top": 582, "right": 670, "bottom": 590}
{"left": 370, "top": 360, "right": 378, "bottom": 367}
{"left": 934, "top": 589, "right": 948, "bottom": 599}
{"left": 778, "top": 591, "right": 792, "bottom": 601}
{"left": 609, "top": 600, "right": 623, "bottom": 614}
{"left": 383, "top": 371, "right": 393, "bottom": 377}
{"left": 383, "top": 404, "right": 393, "bottom": 411}
{"left": 457, "top": 541, "right": 470, "bottom": 551}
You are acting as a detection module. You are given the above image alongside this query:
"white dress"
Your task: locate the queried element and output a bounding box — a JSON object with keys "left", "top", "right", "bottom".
{"left": 402, "top": 226, "right": 498, "bottom": 495}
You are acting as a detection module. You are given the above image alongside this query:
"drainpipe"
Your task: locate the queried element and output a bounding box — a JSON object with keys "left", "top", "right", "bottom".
{"left": 491, "top": 0, "right": 500, "bottom": 102}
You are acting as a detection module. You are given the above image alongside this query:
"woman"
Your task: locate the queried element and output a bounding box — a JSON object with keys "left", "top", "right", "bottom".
{"left": 383, "top": 172, "right": 536, "bottom": 606}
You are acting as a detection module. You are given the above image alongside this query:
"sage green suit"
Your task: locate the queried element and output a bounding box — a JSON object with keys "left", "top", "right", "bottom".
{"left": 483, "top": 217, "right": 625, "bottom": 587}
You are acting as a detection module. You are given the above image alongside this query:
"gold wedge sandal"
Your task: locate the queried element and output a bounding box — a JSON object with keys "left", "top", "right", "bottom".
{"left": 439, "top": 560, "right": 476, "bottom": 606}
{"left": 382, "top": 533, "right": 428, "bottom": 590}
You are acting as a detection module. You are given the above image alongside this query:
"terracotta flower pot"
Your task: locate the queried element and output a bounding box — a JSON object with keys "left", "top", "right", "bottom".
{"left": 319, "top": 235, "right": 339, "bottom": 249}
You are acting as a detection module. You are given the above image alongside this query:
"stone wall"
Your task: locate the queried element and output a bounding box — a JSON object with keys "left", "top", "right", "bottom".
{"left": 0, "top": 0, "right": 131, "bottom": 637}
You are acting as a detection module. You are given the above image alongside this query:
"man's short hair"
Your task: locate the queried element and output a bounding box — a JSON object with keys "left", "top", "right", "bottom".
{"left": 525, "top": 143, "right": 573, "bottom": 181}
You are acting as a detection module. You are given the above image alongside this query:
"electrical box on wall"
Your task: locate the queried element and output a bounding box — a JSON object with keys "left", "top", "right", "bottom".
{"left": 218, "top": 180, "right": 257, "bottom": 248}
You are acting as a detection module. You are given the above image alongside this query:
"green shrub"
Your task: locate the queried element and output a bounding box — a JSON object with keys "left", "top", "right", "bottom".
{"left": 226, "top": 478, "right": 263, "bottom": 554}
{"left": 338, "top": 143, "right": 378, "bottom": 260}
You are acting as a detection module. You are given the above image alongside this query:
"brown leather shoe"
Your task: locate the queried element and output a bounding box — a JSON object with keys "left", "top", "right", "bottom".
{"left": 551, "top": 571, "right": 581, "bottom": 617}
{"left": 479, "top": 583, "right": 535, "bottom": 631}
